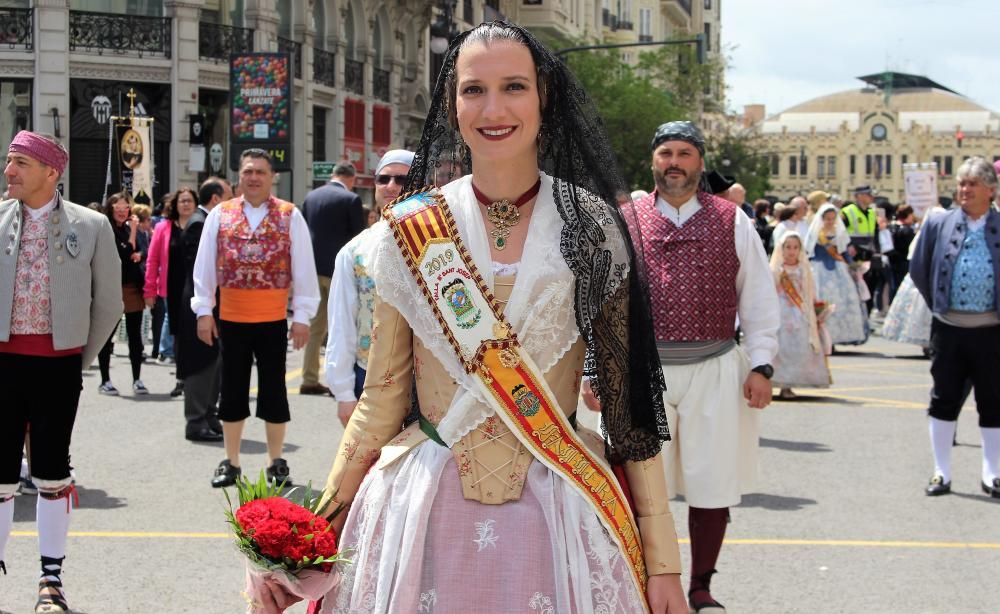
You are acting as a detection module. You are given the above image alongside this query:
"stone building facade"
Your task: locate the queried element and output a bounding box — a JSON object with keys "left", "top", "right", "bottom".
{"left": 755, "top": 73, "right": 1000, "bottom": 203}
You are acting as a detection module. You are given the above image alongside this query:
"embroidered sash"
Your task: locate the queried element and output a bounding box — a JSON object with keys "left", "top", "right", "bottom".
{"left": 383, "top": 188, "right": 649, "bottom": 607}
{"left": 779, "top": 270, "right": 805, "bottom": 311}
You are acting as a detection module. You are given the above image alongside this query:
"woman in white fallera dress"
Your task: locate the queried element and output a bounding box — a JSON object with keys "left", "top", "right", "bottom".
{"left": 806, "top": 204, "right": 869, "bottom": 345}
{"left": 882, "top": 207, "right": 946, "bottom": 351}
{"left": 256, "top": 22, "right": 687, "bottom": 614}
{"left": 770, "top": 232, "right": 831, "bottom": 398}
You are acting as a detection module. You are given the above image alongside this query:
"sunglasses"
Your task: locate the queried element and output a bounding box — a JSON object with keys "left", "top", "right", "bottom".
{"left": 375, "top": 174, "right": 408, "bottom": 186}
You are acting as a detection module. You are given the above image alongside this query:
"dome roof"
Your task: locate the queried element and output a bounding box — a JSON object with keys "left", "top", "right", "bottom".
{"left": 780, "top": 87, "right": 989, "bottom": 115}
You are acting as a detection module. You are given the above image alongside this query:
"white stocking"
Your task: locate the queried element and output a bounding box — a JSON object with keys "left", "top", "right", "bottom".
{"left": 929, "top": 417, "right": 957, "bottom": 482}
{"left": 980, "top": 427, "right": 1000, "bottom": 484}
{"left": 0, "top": 496, "right": 13, "bottom": 563}
{"left": 37, "top": 494, "right": 72, "bottom": 559}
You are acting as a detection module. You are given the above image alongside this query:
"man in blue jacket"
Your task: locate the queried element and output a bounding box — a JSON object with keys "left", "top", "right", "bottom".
{"left": 910, "top": 156, "right": 1000, "bottom": 498}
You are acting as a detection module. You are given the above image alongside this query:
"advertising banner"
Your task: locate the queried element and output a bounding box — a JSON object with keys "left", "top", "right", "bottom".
{"left": 230, "top": 53, "right": 292, "bottom": 171}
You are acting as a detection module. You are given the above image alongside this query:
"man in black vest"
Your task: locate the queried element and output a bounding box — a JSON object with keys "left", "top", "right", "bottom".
{"left": 300, "top": 162, "right": 365, "bottom": 395}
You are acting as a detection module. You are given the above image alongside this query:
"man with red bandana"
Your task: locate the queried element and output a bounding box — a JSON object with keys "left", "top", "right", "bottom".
{"left": 625, "top": 121, "right": 778, "bottom": 613}
{"left": 0, "top": 130, "right": 122, "bottom": 613}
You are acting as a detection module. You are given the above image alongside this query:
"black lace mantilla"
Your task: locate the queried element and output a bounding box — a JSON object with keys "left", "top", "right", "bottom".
{"left": 405, "top": 21, "right": 669, "bottom": 463}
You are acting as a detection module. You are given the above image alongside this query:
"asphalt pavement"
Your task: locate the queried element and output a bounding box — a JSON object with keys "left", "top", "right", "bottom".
{"left": 2, "top": 333, "right": 997, "bottom": 613}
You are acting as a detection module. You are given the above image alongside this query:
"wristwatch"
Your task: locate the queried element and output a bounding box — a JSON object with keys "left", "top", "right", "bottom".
{"left": 751, "top": 364, "right": 774, "bottom": 379}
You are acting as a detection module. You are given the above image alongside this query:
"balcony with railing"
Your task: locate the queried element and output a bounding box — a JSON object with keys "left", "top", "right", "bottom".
{"left": 0, "top": 7, "right": 32, "bottom": 51}
{"left": 619, "top": 20, "right": 634, "bottom": 31}
{"left": 373, "top": 68, "right": 390, "bottom": 102}
{"left": 345, "top": 59, "right": 364, "bottom": 95}
{"left": 664, "top": 0, "right": 693, "bottom": 27}
{"left": 639, "top": 34, "right": 653, "bottom": 43}
{"left": 199, "top": 22, "right": 253, "bottom": 62}
{"left": 313, "top": 47, "right": 336, "bottom": 88}
{"left": 277, "top": 37, "right": 302, "bottom": 79}
{"left": 69, "top": 10, "right": 171, "bottom": 58}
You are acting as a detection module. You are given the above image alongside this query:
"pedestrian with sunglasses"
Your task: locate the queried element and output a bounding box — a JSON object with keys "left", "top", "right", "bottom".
{"left": 326, "top": 149, "right": 415, "bottom": 425}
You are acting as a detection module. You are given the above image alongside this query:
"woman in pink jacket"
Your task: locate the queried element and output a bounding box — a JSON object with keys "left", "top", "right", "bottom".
{"left": 144, "top": 187, "right": 198, "bottom": 396}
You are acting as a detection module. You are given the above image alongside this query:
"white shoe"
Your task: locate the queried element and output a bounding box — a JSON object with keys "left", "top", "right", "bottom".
{"left": 98, "top": 381, "right": 119, "bottom": 396}
{"left": 132, "top": 379, "right": 149, "bottom": 395}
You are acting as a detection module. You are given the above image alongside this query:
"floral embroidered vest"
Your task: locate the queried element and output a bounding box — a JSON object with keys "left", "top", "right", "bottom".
{"left": 632, "top": 191, "right": 739, "bottom": 342}
{"left": 215, "top": 198, "right": 294, "bottom": 323}
{"left": 353, "top": 247, "right": 376, "bottom": 370}
{"left": 949, "top": 226, "right": 996, "bottom": 312}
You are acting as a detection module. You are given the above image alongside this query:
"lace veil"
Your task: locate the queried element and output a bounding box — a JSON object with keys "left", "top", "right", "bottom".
{"left": 405, "top": 21, "right": 669, "bottom": 463}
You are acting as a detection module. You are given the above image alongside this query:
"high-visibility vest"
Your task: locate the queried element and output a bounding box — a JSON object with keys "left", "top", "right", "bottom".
{"left": 841, "top": 203, "right": 877, "bottom": 237}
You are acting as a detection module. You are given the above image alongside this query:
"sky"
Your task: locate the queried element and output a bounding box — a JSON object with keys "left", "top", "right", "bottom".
{"left": 721, "top": 0, "right": 1000, "bottom": 117}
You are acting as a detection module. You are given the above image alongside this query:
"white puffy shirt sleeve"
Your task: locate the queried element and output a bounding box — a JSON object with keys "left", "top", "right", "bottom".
{"left": 325, "top": 239, "right": 361, "bottom": 400}
{"left": 289, "top": 207, "right": 321, "bottom": 324}
{"left": 191, "top": 205, "right": 221, "bottom": 317}
{"left": 734, "top": 208, "right": 780, "bottom": 367}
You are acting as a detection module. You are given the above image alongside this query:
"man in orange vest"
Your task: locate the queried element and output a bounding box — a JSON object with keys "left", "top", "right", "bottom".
{"left": 192, "top": 149, "right": 320, "bottom": 488}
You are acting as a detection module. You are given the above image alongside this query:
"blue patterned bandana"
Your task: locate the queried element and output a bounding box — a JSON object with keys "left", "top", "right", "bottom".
{"left": 651, "top": 121, "right": 705, "bottom": 156}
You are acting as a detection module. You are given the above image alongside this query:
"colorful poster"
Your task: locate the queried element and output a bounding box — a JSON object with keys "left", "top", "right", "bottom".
{"left": 230, "top": 54, "right": 291, "bottom": 143}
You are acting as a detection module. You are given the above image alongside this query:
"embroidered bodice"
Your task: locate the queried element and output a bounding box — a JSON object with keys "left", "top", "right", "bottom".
{"left": 10, "top": 205, "right": 52, "bottom": 335}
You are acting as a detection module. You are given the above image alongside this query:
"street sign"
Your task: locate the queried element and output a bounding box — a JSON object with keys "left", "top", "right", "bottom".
{"left": 312, "top": 161, "right": 336, "bottom": 182}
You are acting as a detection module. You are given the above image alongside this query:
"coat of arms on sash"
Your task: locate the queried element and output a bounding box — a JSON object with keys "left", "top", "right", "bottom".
{"left": 442, "top": 277, "right": 482, "bottom": 329}
{"left": 512, "top": 384, "right": 541, "bottom": 417}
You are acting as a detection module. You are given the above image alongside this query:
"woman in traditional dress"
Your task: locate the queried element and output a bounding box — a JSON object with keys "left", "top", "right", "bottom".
{"left": 882, "top": 207, "right": 946, "bottom": 353}
{"left": 806, "top": 203, "right": 869, "bottom": 346}
{"left": 771, "top": 232, "right": 831, "bottom": 399}
{"left": 258, "top": 21, "right": 686, "bottom": 614}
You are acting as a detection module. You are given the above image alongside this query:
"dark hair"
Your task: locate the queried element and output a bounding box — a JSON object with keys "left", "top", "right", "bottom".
{"left": 332, "top": 161, "right": 356, "bottom": 177}
{"left": 239, "top": 148, "right": 273, "bottom": 171}
{"left": 166, "top": 187, "right": 199, "bottom": 222}
{"left": 408, "top": 21, "right": 669, "bottom": 462}
{"left": 777, "top": 204, "right": 797, "bottom": 222}
{"left": 199, "top": 176, "right": 229, "bottom": 205}
{"left": 895, "top": 204, "right": 914, "bottom": 220}
{"left": 103, "top": 191, "right": 133, "bottom": 225}
{"left": 753, "top": 199, "right": 771, "bottom": 216}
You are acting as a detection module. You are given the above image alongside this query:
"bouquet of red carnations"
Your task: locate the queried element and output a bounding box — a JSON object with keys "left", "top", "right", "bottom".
{"left": 224, "top": 472, "right": 348, "bottom": 613}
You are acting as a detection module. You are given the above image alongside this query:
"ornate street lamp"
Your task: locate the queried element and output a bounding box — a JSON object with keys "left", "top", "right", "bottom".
{"left": 430, "top": 0, "right": 458, "bottom": 55}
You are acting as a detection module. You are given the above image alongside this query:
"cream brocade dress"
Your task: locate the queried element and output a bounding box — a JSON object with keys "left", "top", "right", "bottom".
{"left": 318, "top": 175, "right": 680, "bottom": 613}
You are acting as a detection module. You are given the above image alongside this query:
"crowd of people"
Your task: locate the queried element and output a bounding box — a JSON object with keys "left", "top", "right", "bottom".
{"left": 3, "top": 18, "right": 1000, "bottom": 614}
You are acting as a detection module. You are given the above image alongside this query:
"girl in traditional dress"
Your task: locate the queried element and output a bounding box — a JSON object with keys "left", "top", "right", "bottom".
{"left": 771, "top": 232, "right": 831, "bottom": 399}
{"left": 806, "top": 203, "right": 869, "bottom": 346}
{"left": 257, "top": 22, "right": 686, "bottom": 614}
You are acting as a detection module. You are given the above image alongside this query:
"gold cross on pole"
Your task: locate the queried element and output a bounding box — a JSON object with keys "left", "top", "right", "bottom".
{"left": 126, "top": 88, "right": 137, "bottom": 119}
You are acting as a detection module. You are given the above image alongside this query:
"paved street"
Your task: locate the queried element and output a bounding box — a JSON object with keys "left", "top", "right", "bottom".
{"left": 2, "top": 333, "right": 998, "bottom": 613}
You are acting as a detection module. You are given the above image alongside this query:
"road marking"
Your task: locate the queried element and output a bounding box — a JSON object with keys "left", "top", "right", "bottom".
{"left": 11, "top": 532, "right": 1000, "bottom": 549}
{"left": 818, "top": 391, "right": 928, "bottom": 409}
{"left": 11, "top": 531, "right": 229, "bottom": 538}
{"left": 825, "top": 384, "right": 924, "bottom": 393}
{"left": 249, "top": 368, "right": 303, "bottom": 395}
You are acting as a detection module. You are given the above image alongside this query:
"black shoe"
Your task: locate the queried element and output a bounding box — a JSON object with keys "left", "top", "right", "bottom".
{"left": 299, "top": 383, "right": 331, "bottom": 396}
{"left": 982, "top": 478, "right": 1000, "bottom": 499}
{"left": 211, "top": 460, "right": 241, "bottom": 488}
{"left": 186, "top": 428, "right": 223, "bottom": 443}
{"left": 266, "top": 458, "right": 293, "bottom": 488}
{"left": 925, "top": 474, "right": 951, "bottom": 496}
{"left": 170, "top": 382, "right": 184, "bottom": 398}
